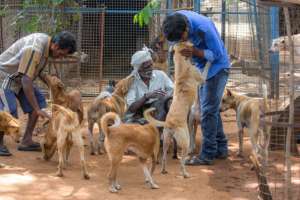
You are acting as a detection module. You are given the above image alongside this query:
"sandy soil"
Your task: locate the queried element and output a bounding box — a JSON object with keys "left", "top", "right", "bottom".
{"left": 0, "top": 109, "right": 298, "bottom": 200}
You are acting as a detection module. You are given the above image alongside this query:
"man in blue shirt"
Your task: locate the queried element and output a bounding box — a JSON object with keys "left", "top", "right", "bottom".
{"left": 162, "top": 10, "right": 230, "bottom": 165}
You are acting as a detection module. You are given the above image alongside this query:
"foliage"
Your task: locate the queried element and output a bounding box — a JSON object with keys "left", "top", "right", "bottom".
{"left": 133, "top": 0, "right": 161, "bottom": 28}
{"left": 11, "top": 0, "right": 80, "bottom": 34}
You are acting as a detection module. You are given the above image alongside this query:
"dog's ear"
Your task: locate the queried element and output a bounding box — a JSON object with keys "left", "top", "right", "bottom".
{"left": 58, "top": 81, "right": 64, "bottom": 89}
{"left": 226, "top": 89, "right": 232, "bottom": 96}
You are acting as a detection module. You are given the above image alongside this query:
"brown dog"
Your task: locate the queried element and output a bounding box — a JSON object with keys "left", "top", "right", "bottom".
{"left": 0, "top": 111, "right": 20, "bottom": 143}
{"left": 39, "top": 74, "right": 84, "bottom": 161}
{"left": 145, "top": 42, "right": 205, "bottom": 178}
{"left": 43, "top": 74, "right": 84, "bottom": 122}
{"left": 87, "top": 75, "right": 134, "bottom": 155}
{"left": 220, "top": 85, "right": 270, "bottom": 162}
{"left": 41, "top": 104, "right": 90, "bottom": 179}
{"left": 100, "top": 108, "right": 160, "bottom": 193}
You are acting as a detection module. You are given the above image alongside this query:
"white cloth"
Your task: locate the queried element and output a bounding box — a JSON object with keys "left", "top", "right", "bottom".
{"left": 130, "top": 45, "right": 153, "bottom": 71}
{"left": 125, "top": 70, "right": 174, "bottom": 107}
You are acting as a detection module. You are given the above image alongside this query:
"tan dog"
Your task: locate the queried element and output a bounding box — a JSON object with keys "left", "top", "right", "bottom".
{"left": 87, "top": 75, "right": 134, "bottom": 155}
{"left": 41, "top": 104, "right": 90, "bottom": 179}
{"left": 0, "top": 111, "right": 20, "bottom": 143}
{"left": 43, "top": 74, "right": 84, "bottom": 122}
{"left": 220, "top": 85, "right": 270, "bottom": 161}
{"left": 145, "top": 42, "right": 205, "bottom": 178}
{"left": 100, "top": 108, "right": 160, "bottom": 193}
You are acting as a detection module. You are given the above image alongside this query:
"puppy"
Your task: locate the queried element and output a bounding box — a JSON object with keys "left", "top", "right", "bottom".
{"left": 87, "top": 75, "right": 134, "bottom": 155}
{"left": 100, "top": 108, "right": 160, "bottom": 193}
{"left": 145, "top": 41, "right": 205, "bottom": 178}
{"left": 0, "top": 111, "right": 20, "bottom": 143}
{"left": 40, "top": 104, "right": 90, "bottom": 179}
{"left": 220, "top": 85, "right": 270, "bottom": 161}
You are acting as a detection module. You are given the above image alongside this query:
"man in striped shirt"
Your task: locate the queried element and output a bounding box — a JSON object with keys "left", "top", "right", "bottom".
{"left": 0, "top": 31, "right": 76, "bottom": 156}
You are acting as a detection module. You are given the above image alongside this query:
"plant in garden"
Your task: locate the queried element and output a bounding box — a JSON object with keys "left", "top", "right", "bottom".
{"left": 11, "top": 0, "right": 81, "bottom": 34}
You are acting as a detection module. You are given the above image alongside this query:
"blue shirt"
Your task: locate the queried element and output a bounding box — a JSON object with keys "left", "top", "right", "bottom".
{"left": 175, "top": 10, "right": 230, "bottom": 79}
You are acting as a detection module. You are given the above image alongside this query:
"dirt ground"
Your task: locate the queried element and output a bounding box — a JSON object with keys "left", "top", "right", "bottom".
{"left": 0, "top": 108, "right": 299, "bottom": 200}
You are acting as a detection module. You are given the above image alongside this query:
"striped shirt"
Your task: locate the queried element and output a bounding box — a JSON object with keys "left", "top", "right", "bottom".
{"left": 0, "top": 33, "right": 51, "bottom": 93}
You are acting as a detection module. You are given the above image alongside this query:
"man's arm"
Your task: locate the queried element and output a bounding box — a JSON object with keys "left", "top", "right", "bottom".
{"left": 18, "top": 48, "right": 50, "bottom": 119}
{"left": 127, "top": 94, "right": 149, "bottom": 113}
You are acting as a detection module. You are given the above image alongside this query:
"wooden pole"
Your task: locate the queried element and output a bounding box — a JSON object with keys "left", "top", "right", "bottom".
{"left": 283, "top": 7, "right": 294, "bottom": 200}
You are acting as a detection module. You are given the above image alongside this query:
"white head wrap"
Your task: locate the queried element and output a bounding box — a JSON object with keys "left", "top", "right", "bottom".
{"left": 130, "top": 45, "right": 153, "bottom": 71}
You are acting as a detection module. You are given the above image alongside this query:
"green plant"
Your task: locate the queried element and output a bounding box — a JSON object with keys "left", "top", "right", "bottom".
{"left": 133, "top": 0, "right": 161, "bottom": 27}
{"left": 11, "top": 0, "right": 80, "bottom": 34}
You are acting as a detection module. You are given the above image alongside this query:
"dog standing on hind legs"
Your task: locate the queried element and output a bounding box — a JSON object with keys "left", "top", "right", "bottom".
{"left": 220, "top": 84, "right": 271, "bottom": 164}
{"left": 101, "top": 108, "right": 160, "bottom": 193}
{"left": 145, "top": 42, "right": 205, "bottom": 178}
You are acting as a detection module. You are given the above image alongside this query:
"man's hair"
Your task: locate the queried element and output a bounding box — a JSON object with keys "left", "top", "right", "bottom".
{"left": 51, "top": 31, "right": 76, "bottom": 54}
{"left": 162, "top": 13, "right": 188, "bottom": 42}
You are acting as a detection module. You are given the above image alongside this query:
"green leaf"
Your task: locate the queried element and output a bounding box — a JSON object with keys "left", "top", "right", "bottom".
{"left": 52, "top": 0, "right": 64, "bottom": 6}
{"left": 138, "top": 12, "right": 144, "bottom": 27}
{"left": 133, "top": 14, "right": 138, "bottom": 24}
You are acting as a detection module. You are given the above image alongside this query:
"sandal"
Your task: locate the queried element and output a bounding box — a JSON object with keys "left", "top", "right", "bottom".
{"left": 185, "top": 156, "right": 213, "bottom": 166}
{"left": 18, "top": 143, "right": 41, "bottom": 152}
{"left": 0, "top": 146, "right": 12, "bottom": 156}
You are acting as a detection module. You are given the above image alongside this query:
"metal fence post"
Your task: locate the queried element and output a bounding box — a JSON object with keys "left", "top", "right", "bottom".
{"left": 221, "top": 0, "right": 226, "bottom": 42}
{"left": 270, "top": 7, "right": 279, "bottom": 99}
{"left": 193, "top": 0, "right": 200, "bottom": 13}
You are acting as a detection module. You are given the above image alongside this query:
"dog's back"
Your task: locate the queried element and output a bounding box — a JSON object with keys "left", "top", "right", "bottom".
{"left": 101, "top": 111, "right": 160, "bottom": 160}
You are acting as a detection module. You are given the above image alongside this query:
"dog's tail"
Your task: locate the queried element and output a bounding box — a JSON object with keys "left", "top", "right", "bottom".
{"left": 262, "top": 84, "right": 269, "bottom": 110}
{"left": 143, "top": 108, "right": 165, "bottom": 127}
{"left": 100, "top": 112, "right": 121, "bottom": 137}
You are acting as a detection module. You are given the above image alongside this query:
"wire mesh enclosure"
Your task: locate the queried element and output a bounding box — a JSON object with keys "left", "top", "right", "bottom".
{"left": 0, "top": 0, "right": 300, "bottom": 199}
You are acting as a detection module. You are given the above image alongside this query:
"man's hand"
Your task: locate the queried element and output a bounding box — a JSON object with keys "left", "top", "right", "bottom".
{"left": 36, "top": 109, "right": 51, "bottom": 119}
{"left": 180, "top": 46, "right": 194, "bottom": 58}
{"left": 145, "top": 89, "right": 167, "bottom": 99}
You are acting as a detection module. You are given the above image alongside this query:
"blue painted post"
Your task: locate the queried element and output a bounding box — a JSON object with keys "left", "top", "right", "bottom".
{"left": 251, "top": 0, "right": 264, "bottom": 69}
{"left": 221, "top": 0, "right": 226, "bottom": 42}
{"left": 270, "top": 7, "right": 279, "bottom": 99}
{"left": 193, "top": 0, "right": 200, "bottom": 13}
{"left": 167, "top": 0, "right": 173, "bottom": 12}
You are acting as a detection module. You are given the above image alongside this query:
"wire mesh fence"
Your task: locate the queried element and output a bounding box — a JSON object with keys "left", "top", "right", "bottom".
{"left": 0, "top": 0, "right": 300, "bottom": 199}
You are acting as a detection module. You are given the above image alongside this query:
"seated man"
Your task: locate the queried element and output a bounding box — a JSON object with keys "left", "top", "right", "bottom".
{"left": 125, "top": 46, "right": 174, "bottom": 124}
{"left": 0, "top": 31, "right": 76, "bottom": 156}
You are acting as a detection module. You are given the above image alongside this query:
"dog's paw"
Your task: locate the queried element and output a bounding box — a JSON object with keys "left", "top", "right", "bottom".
{"left": 172, "top": 154, "right": 179, "bottom": 160}
{"left": 56, "top": 171, "right": 64, "bottom": 177}
{"left": 151, "top": 183, "right": 160, "bottom": 189}
{"left": 109, "top": 186, "right": 118, "bottom": 193}
{"left": 183, "top": 172, "right": 190, "bottom": 178}
{"left": 83, "top": 173, "right": 90, "bottom": 180}
{"left": 161, "top": 169, "right": 168, "bottom": 174}
{"left": 114, "top": 183, "right": 121, "bottom": 190}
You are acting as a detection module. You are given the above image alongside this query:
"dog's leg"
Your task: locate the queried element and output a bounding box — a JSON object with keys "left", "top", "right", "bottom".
{"left": 108, "top": 154, "right": 122, "bottom": 193}
{"left": 173, "top": 127, "right": 190, "bottom": 178}
{"left": 97, "top": 122, "right": 105, "bottom": 155}
{"left": 237, "top": 128, "right": 244, "bottom": 157}
{"left": 161, "top": 128, "right": 172, "bottom": 174}
{"left": 140, "top": 158, "right": 159, "bottom": 189}
{"left": 172, "top": 138, "right": 178, "bottom": 159}
{"left": 56, "top": 130, "right": 67, "bottom": 177}
{"left": 65, "top": 141, "right": 72, "bottom": 166}
{"left": 88, "top": 121, "right": 96, "bottom": 155}
{"left": 188, "top": 110, "right": 196, "bottom": 154}
{"left": 73, "top": 131, "right": 90, "bottom": 180}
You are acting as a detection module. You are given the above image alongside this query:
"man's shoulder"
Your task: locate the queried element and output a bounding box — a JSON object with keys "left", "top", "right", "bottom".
{"left": 152, "top": 69, "right": 168, "bottom": 77}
